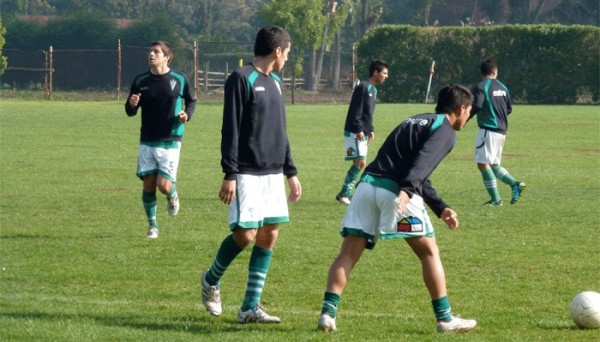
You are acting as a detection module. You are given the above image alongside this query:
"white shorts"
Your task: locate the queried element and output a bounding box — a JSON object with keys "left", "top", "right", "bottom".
{"left": 474, "top": 129, "right": 505, "bottom": 165}
{"left": 343, "top": 132, "right": 368, "bottom": 160}
{"left": 340, "top": 182, "right": 434, "bottom": 249}
{"left": 137, "top": 142, "right": 181, "bottom": 182}
{"left": 228, "top": 173, "right": 289, "bottom": 230}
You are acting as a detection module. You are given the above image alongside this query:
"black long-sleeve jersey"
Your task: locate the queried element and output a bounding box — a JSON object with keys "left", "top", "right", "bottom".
{"left": 125, "top": 69, "right": 196, "bottom": 143}
{"left": 363, "top": 113, "right": 456, "bottom": 217}
{"left": 343, "top": 81, "right": 377, "bottom": 134}
{"left": 220, "top": 64, "right": 297, "bottom": 180}
{"left": 470, "top": 78, "right": 512, "bottom": 134}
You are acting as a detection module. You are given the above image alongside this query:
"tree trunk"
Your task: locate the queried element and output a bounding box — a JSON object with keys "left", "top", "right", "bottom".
{"left": 306, "top": 49, "right": 317, "bottom": 90}
{"left": 331, "top": 29, "right": 341, "bottom": 90}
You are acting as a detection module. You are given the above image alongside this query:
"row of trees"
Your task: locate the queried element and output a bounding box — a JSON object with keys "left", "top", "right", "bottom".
{"left": 1, "top": 0, "right": 598, "bottom": 90}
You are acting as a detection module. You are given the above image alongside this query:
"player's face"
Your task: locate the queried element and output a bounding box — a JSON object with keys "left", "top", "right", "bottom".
{"left": 374, "top": 68, "right": 389, "bottom": 85}
{"left": 273, "top": 43, "right": 291, "bottom": 73}
{"left": 453, "top": 104, "right": 472, "bottom": 130}
{"left": 148, "top": 46, "right": 170, "bottom": 68}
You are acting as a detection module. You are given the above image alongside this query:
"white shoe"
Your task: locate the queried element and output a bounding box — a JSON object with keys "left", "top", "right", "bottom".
{"left": 237, "top": 305, "right": 280, "bottom": 324}
{"left": 335, "top": 194, "right": 351, "bottom": 205}
{"left": 167, "top": 196, "right": 179, "bottom": 216}
{"left": 317, "top": 313, "right": 337, "bottom": 332}
{"left": 146, "top": 227, "right": 159, "bottom": 239}
{"left": 436, "top": 314, "right": 477, "bottom": 333}
{"left": 201, "top": 270, "right": 222, "bottom": 316}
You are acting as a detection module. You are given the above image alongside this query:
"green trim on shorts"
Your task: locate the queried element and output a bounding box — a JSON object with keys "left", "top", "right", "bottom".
{"left": 137, "top": 169, "right": 158, "bottom": 180}
{"left": 340, "top": 227, "right": 377, "bottom": 250}
{"left": 229, "top": 217, "right": 289, "bottom": 230}
{"left": 360, "top": 173, "right": 400, "bottom": 194}
{"left": 141, "top": 141, "right": 180, "bottom": 149}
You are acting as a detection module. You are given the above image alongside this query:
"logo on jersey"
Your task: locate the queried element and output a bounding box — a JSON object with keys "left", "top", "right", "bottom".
{"left": 170, "top": 79, "right": 177, "bottom": 91}
{"left": 493, "top": 89, "right": 507, "bottom": 97}
{"left": 274, "top": 80, "right": 282, "bottom": 95}
{"left": 255, "top": 86, "right": 266, "bottom": 92}
{"left": 404, "top": 118, "right": 429, "bottom": 126}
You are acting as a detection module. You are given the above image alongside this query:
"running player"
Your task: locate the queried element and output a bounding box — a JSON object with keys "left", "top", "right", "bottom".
{"left": 471, "top": 58, "right": 525, "bottom": 206}
{"left": 125, "top": 41, "right": 196, "bottom": 239}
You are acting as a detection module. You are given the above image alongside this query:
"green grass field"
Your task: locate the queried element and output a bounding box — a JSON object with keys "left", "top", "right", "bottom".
{"left": 1, "top": 99, "right": 599, "bottom": 341}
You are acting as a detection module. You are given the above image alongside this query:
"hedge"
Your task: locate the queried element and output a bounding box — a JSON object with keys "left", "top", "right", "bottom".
{"left": 357, "top": 25, "right": 599, "bottom": 104}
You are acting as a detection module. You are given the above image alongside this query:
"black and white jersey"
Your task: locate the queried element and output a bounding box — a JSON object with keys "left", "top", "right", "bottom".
{"left": 364, "top": 113, "right": 456, "bottom": 216}
{"left": 343, "top": 81, "right": 377, "bottom": 134}
{"left": 221, "top": 64, "right": 297, "bottom": 180}
{"left": 125, "top": 70, "right": 196, "bottom": 143}
{"left": 471, "top": 78, "right": 512, "bottom": 134}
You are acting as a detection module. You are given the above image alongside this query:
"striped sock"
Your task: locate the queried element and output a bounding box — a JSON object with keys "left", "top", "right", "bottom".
{"left": 142, "top": 191, "right": 157, "bottom": 228}
{"left": 205, "top": 234, "right": 243, "bottom": 286}
{"left": 340, "top": 165, "right": 361, "bottom": 197}
{"left": 241, "top": 246, "right": 273, "bottom": 311}
{"left": 480, "top": 168, "right": 501, "bottom": 202}
{"left": 491, "top": 165, "right": 518, "bottom": 187}
{"left": 432, "top": 296, "right": 452, "bottom": 322}
{"left": 321, "top": 291, "right": 341, "bottom": 318}
{"left": 167, "top": 182, "right": 177, "bottom": 200}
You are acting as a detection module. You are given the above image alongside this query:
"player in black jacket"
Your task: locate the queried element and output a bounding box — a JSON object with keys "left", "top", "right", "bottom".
{"left": 336, "top": 59, "right": 388, "bottom": 205}
{"left": 125, "top": 41, "right": 196, "bottom": 239}
{"left": 318, "top": 84, "right": 477, "bottom": 334}
{"left": 200, "top": 26, "right": 301, "bottom": 324}
{"left": 471, "top": 59, "right": 525, "bottom": 206}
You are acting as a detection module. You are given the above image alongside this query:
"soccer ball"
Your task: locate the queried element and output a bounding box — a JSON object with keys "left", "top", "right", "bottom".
{"left": 570, "top": 291, "right": 600, "bottom": 329}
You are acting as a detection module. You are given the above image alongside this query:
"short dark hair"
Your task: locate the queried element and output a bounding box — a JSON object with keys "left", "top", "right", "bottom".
{"left": 254, "top": 26, "right": 291, "bottom": 57}
{"left": 369, "top": 59, "right": 388, "bottom": 77}
{"left": 150, "top": 41, "right": 174, "bottom": 64}
{"left": 480, "top": 59, "right": 497, "bottom": 76}
{"left": 435, "top": 84, "right": 473, "bottom": 114}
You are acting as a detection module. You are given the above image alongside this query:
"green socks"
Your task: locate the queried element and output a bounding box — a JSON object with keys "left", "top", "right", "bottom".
{"left": 142, "top": 191, "right": 157, "bottom": 228}
{"left": 480, "top": 168, "right": 500, "bottom": 202}
{"left": 491, "top": 165, "right": 518, "bottom": 187}
{"left": 167, "top": 182, "right": 178, "bottom": 200}
{"left": 321, "top": 291, "right": 341, "bottom": 318}
{"left": 432, "top": 296, "right": 452, "bottom": 322}
{"left": 205, "top": 234, "right": 244, "bottom": 286}
{"left": 241, "top": 246, "right": 273, "bottom": 311}
{"left": 340, "top": 165, "right": 361, "bottom": 197}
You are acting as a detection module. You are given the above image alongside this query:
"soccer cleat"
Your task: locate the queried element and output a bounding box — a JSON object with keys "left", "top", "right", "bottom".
{"left": 146, "top": 227, "right": 159, "bottom": 239}
{"left": 167, "top": 196, "right": 179, "bottom": 216}
{"left": 510, "top": 182, "right": 526, "bottom": 204}
{"left": 317, "top": 313, "right": 337, "bottom": 332}
{"left": 483, "top": 199, "right": 503, "bottom": 206}
{"left": 201, "top": 270, "right": 222, "bottom": 316}
{"left": 436, "top": 314, "right": 477, "bottom": 333}
{"left": 237, "top": 305, "right": 281, "bottom": 324}
{"left": 336, "top": 194, "right": 351, "bottom": 205}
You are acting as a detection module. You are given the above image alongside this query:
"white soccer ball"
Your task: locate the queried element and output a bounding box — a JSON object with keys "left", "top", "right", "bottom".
{"left": 570, "top": 291, "right": 600, "bottom": 329}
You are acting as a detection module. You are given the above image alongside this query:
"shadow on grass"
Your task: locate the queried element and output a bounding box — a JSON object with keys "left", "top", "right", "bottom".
{"left": 1, "top": 311, "right": 296, "bottom": 336}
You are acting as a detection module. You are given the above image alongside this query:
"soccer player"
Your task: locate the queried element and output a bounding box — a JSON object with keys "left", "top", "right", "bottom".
{"left": 471, "top": 58, "right": 525, "bottom": 206}
{"left": 125, "top": 41, "right": 196, "bottom": 239}
{"left": 318, "top": 84, "right": 477, "bottom": 333}
{"left": 335, "top": 59, "right": 389, "bottom": 205}
{"left": 200, "top": 26, "right": 302, "bottom": 324}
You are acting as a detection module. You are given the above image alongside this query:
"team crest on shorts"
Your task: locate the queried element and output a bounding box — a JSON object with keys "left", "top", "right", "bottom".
{"left": 346, "top": 147, "right": 357, "bottom": 157}
{"left": 397, "top": 216, "right": 423, "bottom": 233}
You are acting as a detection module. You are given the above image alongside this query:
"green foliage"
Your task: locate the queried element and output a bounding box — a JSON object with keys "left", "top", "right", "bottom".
{"left": 45, "top": 12, "right": 117, "bottom": 49}
{"left": 0, "top": 18, "right": 6, "bottom": 75}
{"left": 358, "top": 24, "right": 600, "bottom": 104}
{"left": 0, "top": 101, "right": 599, "bottom": 341}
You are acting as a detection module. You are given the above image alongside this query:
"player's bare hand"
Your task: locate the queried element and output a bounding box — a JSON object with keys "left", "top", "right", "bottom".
{"left": 440, "top": 207, "right": 459, "bottom": 229}
{"left": 287, "top": 176, "right": 302, "bottom": 202}
{"left": 129, "top": 93, "right": 141, "bottom": 107}
{"left": 368, "top": 131, "right": 375, "bottom": 144}
{"left": 178, "top": 110, "right": 188, "bottom": 123}
{"left": 356, "top": 131, "right": 365, "bottom": 141}
{"left": 219, "top": 179, "right": 236, "bottom": 205}
{"left": 396, "top": 190, "right": 410, "bottom": 216}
